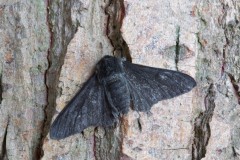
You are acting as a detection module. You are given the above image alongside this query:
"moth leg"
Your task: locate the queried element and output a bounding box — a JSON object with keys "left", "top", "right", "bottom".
{"left": 104, "top": 86, "right": 119, "bottom": 119}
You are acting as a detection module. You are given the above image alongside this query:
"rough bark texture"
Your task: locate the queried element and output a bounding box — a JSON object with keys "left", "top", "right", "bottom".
{"left": 0, "top": 0, "right": 49, "bottom": 159}
{"left": 0, "top": 0, "right": 239, "bottom": 160}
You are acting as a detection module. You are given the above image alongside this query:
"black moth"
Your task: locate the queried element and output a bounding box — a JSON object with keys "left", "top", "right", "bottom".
{"left": 50, "top": 55, "right": 196, "bottom": 139}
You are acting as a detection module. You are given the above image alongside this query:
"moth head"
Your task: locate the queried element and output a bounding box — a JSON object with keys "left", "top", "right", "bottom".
{"left": 96, "top": 55, "right": 122, "bottom": 82}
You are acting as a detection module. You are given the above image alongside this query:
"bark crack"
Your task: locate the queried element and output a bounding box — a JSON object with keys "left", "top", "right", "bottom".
{"left": 36, "top": 1, "right": 53, "bottom": 158}
{"left": 192, "top": 84, "right": 216, "bottom": 160}
{"left": 0, "top": 118, "right": 9, "bottom": 160}
{"left": 196, "top": 33, "right": 204, "bottom": 51}
{"left": 227, "top": 73, "right": 240, "bottom": 105}
{"left": 175, "top": 26, "right": 180, "bottom": 71}
{"left": 37, "top": 0, "right": 79, "bottom": 159}
{"left": 219, "top": 1, "right": 239, "bottom": 105}
{"left": 232, "top": 146, "right": 238, "bottom": 157}
{"left": 137, "top": 118, "right": 142, "bottom": 132}
{"left": 105, "top": 0, "right": 131, "bottom": 62}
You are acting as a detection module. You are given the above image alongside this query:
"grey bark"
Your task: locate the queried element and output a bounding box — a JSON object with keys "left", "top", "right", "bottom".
{"left": 0, "top": 1, "right": 49, "bottom": 159}
{"left": 0, "top": 0, "right": 239, "bottom": 160}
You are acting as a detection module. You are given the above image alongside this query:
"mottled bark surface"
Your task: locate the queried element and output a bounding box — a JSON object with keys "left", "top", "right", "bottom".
{"left": 0, "top": 0, "right": 239, "bottom": 160}
{"left": 0, "top": 1, "right": 49, "bottom": 159}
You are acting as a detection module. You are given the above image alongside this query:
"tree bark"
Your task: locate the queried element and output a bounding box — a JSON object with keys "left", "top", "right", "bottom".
{"left": 0, "top": 0, "right": 239, "bottom": 160}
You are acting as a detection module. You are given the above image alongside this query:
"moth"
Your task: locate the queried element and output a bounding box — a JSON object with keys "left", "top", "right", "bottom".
{"left": 50, "top": 55, "right": 196, "bottom": 139}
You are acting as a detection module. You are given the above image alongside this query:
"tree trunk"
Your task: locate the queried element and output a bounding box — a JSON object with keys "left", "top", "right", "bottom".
{"left": 0, "top": 0, "right": 239, "bottom": 160}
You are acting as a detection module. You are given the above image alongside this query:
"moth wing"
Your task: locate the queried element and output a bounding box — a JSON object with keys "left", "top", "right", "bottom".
{"left": 50, "top": 74, "right": 115, "bottom": 140}
{"left": 123, "top": 61, "right": 196, "bottom": 111}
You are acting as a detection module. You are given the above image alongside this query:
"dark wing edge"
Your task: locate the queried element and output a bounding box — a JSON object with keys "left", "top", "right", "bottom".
{"left": 50, "top": 74, "right": 116, "bottom": 140}
{"left": 123, "top": 61, "right": 196, "bottom": 112}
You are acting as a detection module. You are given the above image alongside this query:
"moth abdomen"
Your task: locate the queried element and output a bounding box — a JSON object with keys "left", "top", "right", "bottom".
{"left": 106, "top": 76, "right": 130, "bottom": 114}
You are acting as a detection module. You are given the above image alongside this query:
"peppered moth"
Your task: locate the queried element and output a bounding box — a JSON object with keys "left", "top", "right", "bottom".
{"left": 50, "top": 55, "right": 196, "bottom": 139}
